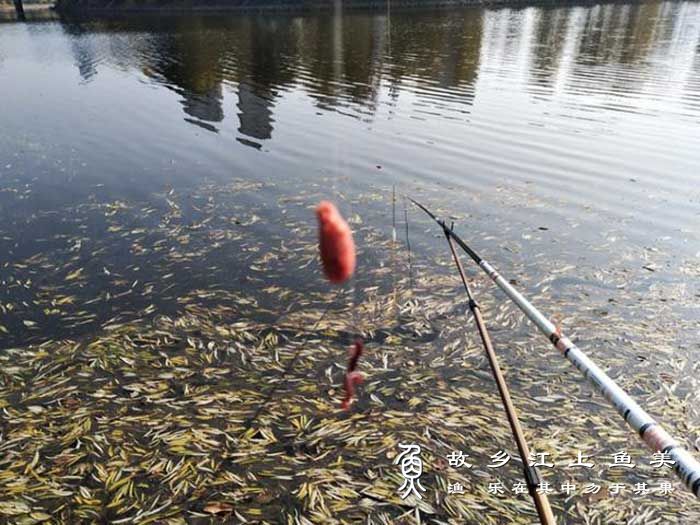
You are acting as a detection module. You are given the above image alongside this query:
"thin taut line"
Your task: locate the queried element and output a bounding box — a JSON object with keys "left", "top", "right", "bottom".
{"left": 403, "top": 196, "right": 414, "bottom": 291}
{"left": 392, "top": 185, "right": 397, "bottom": 243}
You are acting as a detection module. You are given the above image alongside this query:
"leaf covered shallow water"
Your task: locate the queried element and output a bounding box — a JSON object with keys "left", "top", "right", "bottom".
{"left": 1, "top": 180, "right": 699, "bottom": 523}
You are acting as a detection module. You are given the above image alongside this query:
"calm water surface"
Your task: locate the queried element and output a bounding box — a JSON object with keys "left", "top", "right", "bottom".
{"left": 2, "top": 4, "right": 700, "bottom": 522}
{"left": 0, "top": 2, "right": 699, "bottom": 348}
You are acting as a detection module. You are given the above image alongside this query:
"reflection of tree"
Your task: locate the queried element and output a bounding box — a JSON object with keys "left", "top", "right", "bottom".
{"left": 530, "top": 7, "right": 570, "bottom": 89}
{"left": 60, "top": 10, "right": 484, "bottom": 131}
{"left": 479, "top": 2, "right": 682, "bottom": 99}
{"left": 233, "top": 16, "right": 298, "bottom": 147}
{"left": 297, "top": 9, "right": 484, "bottom": 111}
{"left": 687, "top": 49, "right": 700, "bottom": 114}
{"left": 236, "top": 81, "right": 273, "bottom": 147}
{"left": 61, "top": 21, "right": 99, "bottom": 82}
{"left": 58, "top": 4, "right": 696, "bottom": 137}
{"left": 142, "top": 18, "right": 226, "bottom": 131}
{"left": 295, "top": 13, "right": 343, "bottom": 109}
{"left": 383, "top": 11, "right": 481, "bottom": 100}
{"left": 340, "top": 15, "right": 381, "bottom": 104}
{"left": 564, "top": 2, "right": 668, "bottom": 100}
{"left": 575, "top": 2, "right": 665, "bottom": 67}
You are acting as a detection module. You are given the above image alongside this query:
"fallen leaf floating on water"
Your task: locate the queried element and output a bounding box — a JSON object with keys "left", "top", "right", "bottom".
{"left": 65, "top": 268, "right": 84, "bottom": 281}
{"left": 2, "top": 183, "right": 699, "bottom": 522}
{"left": 316, "top": 201, "right": 356, "bottom": 284}
{"left": 203, "top": 502, "right": 234, "bottom": 514}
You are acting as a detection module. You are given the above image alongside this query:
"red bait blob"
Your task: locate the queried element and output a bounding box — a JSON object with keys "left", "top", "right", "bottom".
{"left": 341, "top": 340, "right": 365, "bottom": 410}
{"left": 316, "top": 201, "right": 356, "bottom": 284}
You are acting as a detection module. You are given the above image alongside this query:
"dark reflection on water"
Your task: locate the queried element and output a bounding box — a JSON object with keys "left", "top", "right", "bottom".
{"left": 131, "top": 11, "right": 484, "bottom": 140}
{"left": 3, "top": 5, "right": 698, "bottom": 169}
{"left": 0, "top": 2, "right": 699, "bottom": 347}
{"left": 4, "top": 5, "right": 697, "bottom": 159}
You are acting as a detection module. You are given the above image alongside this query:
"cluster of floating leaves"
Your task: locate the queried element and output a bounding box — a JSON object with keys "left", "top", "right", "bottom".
{"left": 1, "top": 179, "right": 699, "bottom": 523}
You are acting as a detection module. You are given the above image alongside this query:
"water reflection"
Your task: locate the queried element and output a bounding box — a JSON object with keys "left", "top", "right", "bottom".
{"left": 56, "top": 10, "right": 489, "bottom": 142}
{"left": 53, "top": 2, "right": 699, "bottom": 148}
{"left": 1, "top": 2, "right": 699, "bottom": 350}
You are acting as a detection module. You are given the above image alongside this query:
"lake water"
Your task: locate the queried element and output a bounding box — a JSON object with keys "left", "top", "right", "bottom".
{"left": 1, "top": 2, "right": 700, "bottom": 522}
{"left": 1, "top": 2, "right": 698, "bottom": 347}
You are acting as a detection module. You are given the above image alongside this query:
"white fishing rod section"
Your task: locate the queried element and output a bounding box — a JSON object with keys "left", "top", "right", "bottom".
{"left": 410, "top": 198, "right": 700, "bottom": 499}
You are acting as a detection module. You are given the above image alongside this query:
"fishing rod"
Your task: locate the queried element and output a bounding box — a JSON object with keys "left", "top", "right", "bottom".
{"left": 443, "top": 223, "right": 556, "bottom": 524}
{"left": 411, "top": 198, "right": 700, "bottom": 499}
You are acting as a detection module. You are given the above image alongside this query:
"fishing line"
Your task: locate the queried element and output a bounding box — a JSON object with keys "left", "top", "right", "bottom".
{"left": 392, "top": 185, "right": 397, "bottom": 243}
{"left": 403, "top": 195, "right": 414, "bottom": 292}
{"left": 390, "top": 184, "right": 399, "bottom": 318}
{"left": 241, "top": 286, "right": 344, "bottom": 432}
{"left": 328, "top": 1, "right": 362, "bottom": 350}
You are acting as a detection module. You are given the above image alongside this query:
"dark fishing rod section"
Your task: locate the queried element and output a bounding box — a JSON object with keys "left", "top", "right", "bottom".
{"left": 442, "top": 223, "right": 556, "bottom": 524}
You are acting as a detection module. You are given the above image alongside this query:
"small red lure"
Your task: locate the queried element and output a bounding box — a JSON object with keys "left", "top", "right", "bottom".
{"left": 341, "top": 340, "right": 365, "bottom": 410}
{"left": 316, "top": 201, "right": 356, "bottom": 284}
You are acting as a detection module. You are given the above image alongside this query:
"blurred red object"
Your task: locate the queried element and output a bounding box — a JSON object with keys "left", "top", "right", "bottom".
{"left": 316, "top": 201, "right": 356, "bottom": 284}
{"left": 341, "top": 340, "right": 364, "bottom": 410}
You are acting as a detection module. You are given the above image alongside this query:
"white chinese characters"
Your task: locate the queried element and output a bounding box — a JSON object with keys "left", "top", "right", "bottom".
{"left": 395, "top": 443, "right": 427, "bottom": 500}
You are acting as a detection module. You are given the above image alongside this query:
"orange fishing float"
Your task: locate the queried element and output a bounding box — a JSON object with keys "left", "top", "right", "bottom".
{"left": 316, "top": 201, "right": 356, "bottom": 284}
